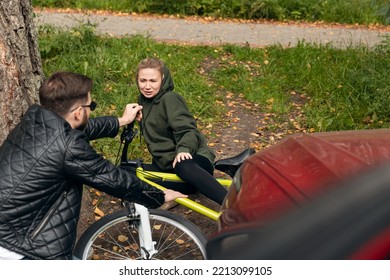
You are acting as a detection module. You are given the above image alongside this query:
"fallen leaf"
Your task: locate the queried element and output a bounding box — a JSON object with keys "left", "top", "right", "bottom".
{"left": 125, "top": 243, "right": 139, "bottom": 251}
{"left": 94, "top": 207, "right": 104, "bottom": 217}
{"left": 94, "top": 190, "right": 102, "bottom": 197}
{"left": 117, "top": 235, "right": 128, "bottom": 242}
{"left": 92, "top": 199, "right": 98, "bottom": 206}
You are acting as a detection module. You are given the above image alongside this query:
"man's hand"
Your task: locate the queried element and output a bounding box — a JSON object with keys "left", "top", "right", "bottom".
{"left": 118, "top": 103, "right": 143, "bottom": 127}
{"left": 163, "top": 189, "right": 188, "bottom": 203}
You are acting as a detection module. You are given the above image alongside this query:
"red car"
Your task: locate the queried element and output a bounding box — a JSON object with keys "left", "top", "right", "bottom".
{"left": 207, "top": 129, "right": 390, "bottom": 259}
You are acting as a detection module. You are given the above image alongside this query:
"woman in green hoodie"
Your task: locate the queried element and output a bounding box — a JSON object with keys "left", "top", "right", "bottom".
{"left": 135, "top": 57, "right": 227, "bottom": 205}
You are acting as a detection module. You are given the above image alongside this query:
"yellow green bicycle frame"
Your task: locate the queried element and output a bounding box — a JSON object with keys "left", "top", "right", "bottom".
{"left": 135, "top": 167, "right": 232, "bottom": 221}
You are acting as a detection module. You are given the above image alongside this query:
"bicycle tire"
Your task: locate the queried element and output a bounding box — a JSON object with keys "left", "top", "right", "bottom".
{"left": 73, "top": 208, "right": 207, "bottom": 260}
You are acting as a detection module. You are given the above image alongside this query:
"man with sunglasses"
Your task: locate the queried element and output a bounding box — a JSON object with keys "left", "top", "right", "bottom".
{"left": 0, "top": 71, "right": 186, "bottom": 260}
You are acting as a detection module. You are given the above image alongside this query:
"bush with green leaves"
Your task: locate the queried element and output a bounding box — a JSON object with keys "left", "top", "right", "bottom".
{"left": 32, "top": 0, "right": 389, "bottom": 25}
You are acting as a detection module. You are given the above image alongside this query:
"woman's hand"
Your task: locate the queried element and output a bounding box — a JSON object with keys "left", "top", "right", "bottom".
{"left": 163, "top": 189, "right": 188, "bottom": 202}
{"left": 136, "top": 109, "right": 143, "bottom": 122}
{"left": 173, "top": 152, "right": 192, "bottom": 168}
{"left": 118, "top": 103, "right": 143, "bottom": 127}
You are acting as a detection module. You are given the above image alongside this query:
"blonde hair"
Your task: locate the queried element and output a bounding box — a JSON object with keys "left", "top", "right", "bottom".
{"left": 136, "top": 57, "right": 165, "bottom": 80}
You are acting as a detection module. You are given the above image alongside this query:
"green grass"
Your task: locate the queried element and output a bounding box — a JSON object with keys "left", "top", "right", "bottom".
{"left": 33, "top": 0, "right": 389, "bottom": 25}
{"left": 211, "top": 42, "right": 390, "bottom": 131}
{"left": 37, "top": 24, "right": 390, "bottom": 160}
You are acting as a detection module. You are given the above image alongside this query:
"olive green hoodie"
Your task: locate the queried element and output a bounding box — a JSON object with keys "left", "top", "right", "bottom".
{"left": 138, "top": 64, "right": 215, "bottom": 170}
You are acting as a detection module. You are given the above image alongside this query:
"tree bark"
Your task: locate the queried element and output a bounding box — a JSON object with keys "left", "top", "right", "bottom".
{"left": 0, "top": 0, "right": 43, "bottom": 144}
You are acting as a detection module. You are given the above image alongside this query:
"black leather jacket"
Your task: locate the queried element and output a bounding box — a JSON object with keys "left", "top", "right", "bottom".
{"left": 0, "top": 105, "right": 164, "bottom": 259}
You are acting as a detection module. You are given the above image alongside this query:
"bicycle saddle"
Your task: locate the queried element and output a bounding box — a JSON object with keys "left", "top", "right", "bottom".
{"left": 214, "top": 148, "right": 256, "bottom": 178}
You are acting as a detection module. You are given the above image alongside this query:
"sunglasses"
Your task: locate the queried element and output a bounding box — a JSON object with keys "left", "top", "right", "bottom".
{"left": 80, "top": 101, "right": 97, "bottom": 111}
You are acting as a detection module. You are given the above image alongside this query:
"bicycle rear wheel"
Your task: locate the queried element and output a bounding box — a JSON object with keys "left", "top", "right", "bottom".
{"left": 73, "top": 208, "right": 207, "bottom": 260}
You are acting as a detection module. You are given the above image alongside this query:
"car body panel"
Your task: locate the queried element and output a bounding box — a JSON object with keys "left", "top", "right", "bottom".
{"left": 208, "top": 162, "right": 390, "bottom": 259}
{"left": 219, "top": 129, "right": 390, "bottom": 230}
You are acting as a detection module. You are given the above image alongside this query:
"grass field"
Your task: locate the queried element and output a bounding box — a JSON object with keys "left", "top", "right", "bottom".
{"left": 33, "top": 0, "right": 390, "bottom": 160}
{"left": 39, "top": 24, "right": 390, "bottom": 128}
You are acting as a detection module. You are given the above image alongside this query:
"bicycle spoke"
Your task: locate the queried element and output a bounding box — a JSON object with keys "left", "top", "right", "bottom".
{"left": 74, "top": 208, "right": 206, "bottom": 260}
{"left": 89, "top": 221, "right": 142, "bottom": 259}
{"left": 151, "top": 219, "right": 203, "bottom": 260}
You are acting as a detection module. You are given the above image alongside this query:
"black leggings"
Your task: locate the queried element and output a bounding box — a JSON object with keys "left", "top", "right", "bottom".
{"left": 142, "top": 155, "right": 227, "bottom": 205}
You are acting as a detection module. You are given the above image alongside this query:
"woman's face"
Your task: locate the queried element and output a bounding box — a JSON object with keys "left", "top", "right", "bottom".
{"left": 137, "top": 68, "right": 162, "bottom": 99}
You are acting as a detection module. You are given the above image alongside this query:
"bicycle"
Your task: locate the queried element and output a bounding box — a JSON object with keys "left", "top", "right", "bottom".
{"left": 73, "top": 122, "right": 255, "bottom": 260}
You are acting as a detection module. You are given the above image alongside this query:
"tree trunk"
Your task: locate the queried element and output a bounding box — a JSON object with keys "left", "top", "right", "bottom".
{"left": 0, "top": 0, "right": 43, "bottom": 144}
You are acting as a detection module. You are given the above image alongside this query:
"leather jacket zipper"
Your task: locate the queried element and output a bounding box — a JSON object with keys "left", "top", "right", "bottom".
{"left": 31, "top": 190, "right": 68, "bottom": 240}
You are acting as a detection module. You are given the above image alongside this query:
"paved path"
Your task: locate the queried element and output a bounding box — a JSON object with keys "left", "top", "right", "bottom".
{"left": 34, "top": 9, "right": 389, "bottom": 48}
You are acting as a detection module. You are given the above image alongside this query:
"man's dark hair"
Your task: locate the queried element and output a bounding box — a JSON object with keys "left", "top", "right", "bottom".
{"left": 39, "top": 71, "right": 93, "bottom": 116}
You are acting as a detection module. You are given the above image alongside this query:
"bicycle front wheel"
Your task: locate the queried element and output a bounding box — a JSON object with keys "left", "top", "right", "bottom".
{"left": 73, "top": 208, "right": 207, "bottom": 260}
